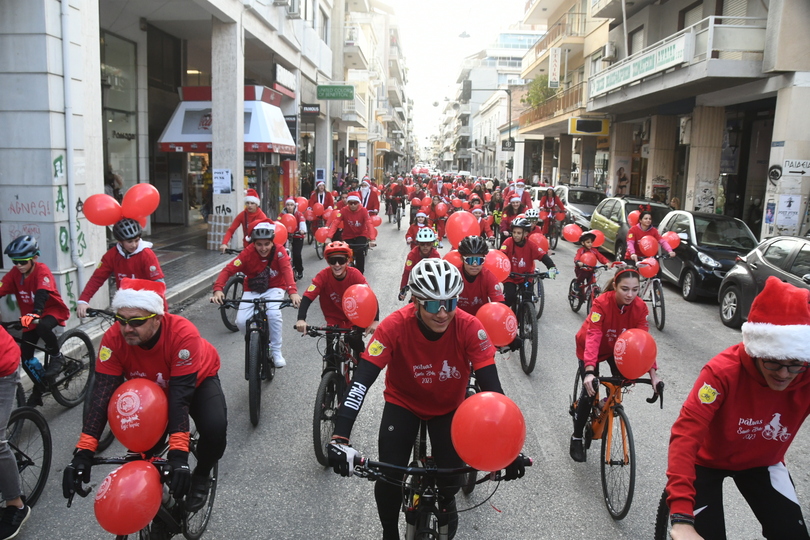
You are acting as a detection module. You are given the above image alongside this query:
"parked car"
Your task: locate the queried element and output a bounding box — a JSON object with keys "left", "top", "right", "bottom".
{"left": 530, "top": 186, "right": 552, "bottom": 205}
{"left": 658, "top": 211, "right": 758, "bottom": 301}
{"left": 554, "top": 185, "right": 606, "bottom": 231}
{"left": 717, "top": 236, "right": 810, "bottom": 328}
{"left": 589, "top": 196, "right": 671, "bottom": 259}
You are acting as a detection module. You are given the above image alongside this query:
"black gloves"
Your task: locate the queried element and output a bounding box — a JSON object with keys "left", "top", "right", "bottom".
{"left": 164, "top": 450, "right": 191, "bottom": 499}
{"left": 504, "top": 453, "right": 526, "bottom": 481}
{"left": 327, "top": 441, "right": 358, "bottom": 477}
{"left": 62, "top": 449, "right": 94, "bottom": 499}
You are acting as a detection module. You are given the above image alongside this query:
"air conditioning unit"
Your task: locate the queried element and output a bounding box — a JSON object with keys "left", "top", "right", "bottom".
{"left": 273, "top": 0, "right": 290, "bottom": 5}
{"left": 287, "top": 0, "right": 301, "bottom": 18}
{"left": 601, "top": 41, "right": 618, "bottom": 62}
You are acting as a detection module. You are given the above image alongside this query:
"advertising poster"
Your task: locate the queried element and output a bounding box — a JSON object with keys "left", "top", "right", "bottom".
{"left": 213, "top": 169, "right": 231, "bottom": 194}
{"left": 776, "top": 194, "right": 799, "bottom": 227}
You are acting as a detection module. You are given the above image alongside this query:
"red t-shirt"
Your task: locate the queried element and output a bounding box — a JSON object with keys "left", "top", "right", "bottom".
{"left": 95, "top": 313, "right": 220, "bottom": 387}
{"left": 363, "top": 303, "right": 495, "bottom": 419}
{"left": 328, "top": 205, "right": 373, "bottom": 240}
{"left": 405, "top": 223, "right": 430, "bottom": 244}
{"left": 79, "top": 242, "right": 164, "bottom": 303}
{"left": 458, "top": 267, "right": 505, "bottom": 316}
{"left": 574, "top": 292, "right": 649, "bottom": 369}
{"left": 667, "top": 344, "right": 810, "bottom": 516}
{"left": 0, "top": 263, "right": 70, "bottom": 323}
{"left": 213, "top": 243, "right": 297, "bottom": 295}
{"left": 303, "top": 267, "right": 368, "bottom": 327}
{"left": 399, "top": 247, "right": 440, "bottom": 289}
{"left": 222, "top": 208, "right": 268, "bottom": 245}
{"left": 500, "top": 238, "right": 548, "bottom": 284}
{"left": 0, "top": 327, "right": 20, "bottom": 377}
{"left": 574, "top": 246, "right": 609, "bottom": 267}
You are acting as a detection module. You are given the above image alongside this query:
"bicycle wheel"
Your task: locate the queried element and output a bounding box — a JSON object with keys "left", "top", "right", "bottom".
{"left": 220, "top": 274, "right": 243, "bottom": 332}
{"left": 568, "top": 279, "right": 582, "bottom": 313}
{"left": 600, "top": 405, "right": 636, "bottom": 520}
{"left": 396, "top": 207, "right": 402, "bottom": 230}
{"left": 315, "top": 241, "right": 324, "bottom": 260}
{"left": 83, "top": 367, "right": 115, "bottom": 452}
{"left": 7, "top": 406, "right": 51, "bottom": 507}
{"left": 586, "top": 286, "right": 595, "bottom": 316}
{"left": 247, "top": 331, "right": 262, "bottom": 427}
{"left": 653, "top": 488, "right": 670, "bottom": 540}
{"left": 549, "top": 223, "right": 559, "bottom": 250}
{"left": 652, "top": 280, "right": 666, "bottom": 331}
{"left": 517, "top": 302, "right": 538, "bottom": 374}
{"left": 184, "top": 444, "right": 218, "bottom": 539}
{"left": 313, "top": 371, "right": 342, "bottom": 467}
{"left": 461, "top": 384, "right": 478, "bottom": 495}
{"left": 569, "top": 366, "right": 582, "bottom": 420}
{"left": 535, "top": 278, "right": 545, "bottom": 320}
{"left": 51, "top": 329, "right": 94, "bottom": 408}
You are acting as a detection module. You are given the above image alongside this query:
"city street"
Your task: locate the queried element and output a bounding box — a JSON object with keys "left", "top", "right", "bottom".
{"left": 23, "top": 220, "right": 810, "bottom": 539}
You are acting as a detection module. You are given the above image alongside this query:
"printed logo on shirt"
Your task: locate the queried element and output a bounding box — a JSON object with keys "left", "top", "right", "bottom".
{"left": 628, "top": 233, "right": 634, "bottom": 239}
{"left": 234, "top": 260, "right": 242, "bottom": 267}
{"left": 97, "top": 262, "right": 103, "bottom": 268}
{"left": 368, "top": 340, "right": 385, "bottom": 357}
{"left": 307, "top": 284, "right": 317, "bottom": 292}
{"left": 277, "top": 251, "right": 284, "bottom": 259}
{"left": 176, "top": 350, "right": 191, "bottom": 367}
{"left": 149, "top": 266, "right": 156, "bottom": 272}
{"left": 590, "top": 312, "right": 602, "bottom": 323}
{"left": 99, "top": 346, "right": 112, "bottom": 362}
{"left": 477, "top": 330, "right": 487, "bottom": 340}
{"left": 406, "top": 260, "right": 413, "bottom": 267}
{"left": 698, "top": 383, "right": 719, "bottom": 404}
{"left": 761, "top": 413, "right": 792, "bottom": 442}
{"left": 43, "top": 277, "right": 50, "bottom": 284}
{"left": 494, "top": 283, "right": 503, "bottom": 293}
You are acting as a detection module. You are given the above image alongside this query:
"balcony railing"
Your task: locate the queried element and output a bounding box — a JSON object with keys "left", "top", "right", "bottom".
{"left": 522, "top": 12, "right": 586, "bottom": 71}
{"left": 519, "top": 82, "right": 586, "bottom": 127}
{"left": 344, "top": 24, "right": 371, "bottom": 57}
{"left": 340, "top": 93, "right": 367, "bottom": 122}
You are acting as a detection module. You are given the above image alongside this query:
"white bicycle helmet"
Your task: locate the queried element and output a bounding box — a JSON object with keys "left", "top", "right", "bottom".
{"left": 415, "top": 228, "right": 437, "bottom": 244}
{"left": 409, "top": 259, "right": 464, "bottom": 301}
{"left": 525, "top": 208, "right": 540, "bottom": 220}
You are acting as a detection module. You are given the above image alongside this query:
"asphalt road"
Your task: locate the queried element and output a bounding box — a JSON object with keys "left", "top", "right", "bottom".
{"left": 23, "top": 217, "right": 810, "bottom": 539}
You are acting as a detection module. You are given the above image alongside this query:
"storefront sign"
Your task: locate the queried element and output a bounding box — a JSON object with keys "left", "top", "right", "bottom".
{"left": 549, "top": 48, "right": 561, "bottom": 89}
{"left": 301, "top": 104, "right": 320, "bottom": 115}
{"left": 276, "top": 64, "right": 296, "bottom": 93}
{"left": 783, "top": 159, "right": 810, "bottom": 176}
{"left": 284, "top": 115, "right": 297, "bottom": 141}
{"left": 568, "top": 118, "right": 609, "bottom": 136}
{"left": 317, "top": 85, "right": 355, "bottom": 100}
{"left": 589, "top": 35, "right": 689, "bottom": 98}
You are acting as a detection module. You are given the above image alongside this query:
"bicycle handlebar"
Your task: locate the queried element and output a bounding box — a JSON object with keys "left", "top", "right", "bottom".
{"left": 509, "top": 271, "right": 550, "bottom": 280}
{"left": 299, "top": 325, "right": 363, "bottom": 337}
{"left": 66, "top": 455, "right": 169, "bottom": 507}
{"left": 86, "top": 308, "right": 116, "bottom": 320}
{"left": 579, "top": 264, "right": 609, "bottom": 271}
{"left": 351, "top": 454, "right": 533, "bottom": 482}
{"left": 592, "top": 376, "right": 665, "bottom": 409}
{"left": 222, "top": 248, "right": 242, "bottom": 255}
{"left": 216, "top": 298, "right": 293, "bottom": 309}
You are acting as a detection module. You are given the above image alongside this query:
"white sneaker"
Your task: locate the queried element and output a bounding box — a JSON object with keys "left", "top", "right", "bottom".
{"left": 273, "top": 353, "right": 286, "bottom": 368}
{"left": 438, "top": 242, "right": 444, "bottom": 248}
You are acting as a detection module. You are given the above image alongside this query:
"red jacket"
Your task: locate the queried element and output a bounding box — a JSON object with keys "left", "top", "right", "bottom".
{"left": 428, "top": 181, "right": 451, "bottom": 198}
{"left": 359, "top": 189, "right": 380, "bottom": 214}
{"left": 222, "top": 208, "right": 268, "bottom": 245}
{"left": 476, "top": 217, "right": 494, "bottom": 238}
{"left": 0, "top": 263, "right": 70, "bottom": 323}
{"left": 328, "top": 204, "right": 374, "bottom": 240}
{"left": 309, "top": 190, "right": 335, "bottom": 211}
{"left": 213, "top": 243, "right": 297, "bottom": 295}
{"left": 626, "top": 225, "right": 673, "bottom": 257}
{"left": 405, "top": 223, "right": 431, "bottom": 244}
{"left": 399, "top": 246, "right": 441, "bottom": 289}
{"left": 79, "top": 241, "right": 164, "bottom": 304}
{"left": 538, "top": 195, "right": 565, "bottom": 213}
{"left": 458, "top": 267, "right": 505, "bottom": 316}
{"left": 574, "top": 292, "right": 649, "bottom": 369}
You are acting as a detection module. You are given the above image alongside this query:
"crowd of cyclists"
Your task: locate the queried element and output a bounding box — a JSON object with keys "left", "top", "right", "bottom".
{"left": 0, "top": 170, "right": 806, "bottom": 540}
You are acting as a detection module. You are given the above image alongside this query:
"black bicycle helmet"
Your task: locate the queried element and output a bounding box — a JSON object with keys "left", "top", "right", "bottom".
{"left": 112, "top": 218, "right": 143, "bottom": 241}
{"left": 458, "top": 235, "right": 489, "bottom": 256}
{"left": 510, "top": 217, "right": 531, "bottom": 231}
{"left": 250, "top": 222, "right": 276, "bottom": 242}
{"left": 4, "top": 235, "right": 39, "bottom": 259}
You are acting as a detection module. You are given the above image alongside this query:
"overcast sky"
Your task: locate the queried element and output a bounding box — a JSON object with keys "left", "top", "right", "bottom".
{"left": 385, "top": 0, "right": 525, "bottom": 151}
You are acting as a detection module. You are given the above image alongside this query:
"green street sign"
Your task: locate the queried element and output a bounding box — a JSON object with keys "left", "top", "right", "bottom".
{"left": 317, "top": 85, "right": 355, "bottom": 100}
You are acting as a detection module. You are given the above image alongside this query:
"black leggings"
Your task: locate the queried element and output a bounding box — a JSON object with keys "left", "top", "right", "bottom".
{"left": 375, "top": 402, "right": 461, "bottom": 538}
{"left": 690, "top": 463, "right": 809, "bottom": 539}
{"left": 20, "top": 314, "right": 60, "bottom": 360}
{"left": 188, "top": 376, "right": 228, "bottom": 476}
{"left": 347, "top": 236, "right": 368, "bottom": 274}
{"left": 572, "top": 358, "right": 617, "bottom": 438}
{"left": 290, "top": 236, "right": 304, "bottom": 273}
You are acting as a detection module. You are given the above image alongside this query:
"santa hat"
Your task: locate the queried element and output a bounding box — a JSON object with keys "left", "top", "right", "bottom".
{"left": 516, "top": 180, "right": 525, "bottom": 186}
{"left": 742, "top": 277, "right": 810, "bottom": 362}
{"left": 112, "top": 278, "right": 166, "bottom": 316}
{"left": 316, "top": 179, "right": 325, "bottom": 186}
{"left": 285, "top": 197, "right": 296, "bottom": 206}
{"left": 347, "top": 192, "right": 361, "bottom": 203}
{"left": 416, "top": 212, "right": 427, "bottom": 218}
{"left": 510, "top": 196, "right": 521, "bottom": 203}
{"left": 361, "top": 180, "right": 370, "bottom": 187}
{"left": 245, "top": 189, "right": 260, "bottom": 205}
{"left": 472, "top": 206, "right": 483, "bottom": 214}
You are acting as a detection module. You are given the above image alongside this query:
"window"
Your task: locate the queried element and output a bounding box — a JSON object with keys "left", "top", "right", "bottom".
{"left": 789, "top": 244, "right": 810, "bottom": 279}
{"left": 319, "top": 8, "right": 329, "bottom": 43}
{"left": 629, "top": 26, "right": 644, "bottom": 55}
{"left": 669, "top": 215, "right": 692, "bottom": 237}
{"left": 679, "top": 1, "right": 703, "bottom": 30}
{"left": 763, "top": 239, "right": 797, "bottom": 268}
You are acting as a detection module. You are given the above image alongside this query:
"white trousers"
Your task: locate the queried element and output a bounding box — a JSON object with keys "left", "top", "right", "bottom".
{"left": 236, "top": 288, "right": 285, "bottom": 354}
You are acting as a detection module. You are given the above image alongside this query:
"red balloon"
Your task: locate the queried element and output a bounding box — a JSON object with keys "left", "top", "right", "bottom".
{"left": 315, "top": 227, "right": 330, "bottom": 244}
{"left": 95, "top": 461, "right": 162, "bottom": 535}
{"left": 296, "top": 197, "right": 308, "bottom": 211}
{"left": 421, "top": 205, "right": 431, "bottom": 214}
{"left": 304, "top": 208, "right": 315, "bottom": 221}
{"left": 476, "top": 303, "right": 517, "bottom": 347}
{"left": 627, "top": 210, "right": 640, "bottom": 227}
{"left": 555, "top": 211, "right": 566, "bottom": 221}
{"left": 273, "top": 222, "right": 288, "bottom": 245}
{"left": 446, "top": 212, "right": 480, "bottom": 248}
{"left": 411, "top": 197, "right": 422, "bottom": 207}
{"left": 462, "top": 201, "right": 470, "bottom": 211}
{"left": 136, "top": 216, "right": 148, "bottom": 228}
{"left": 591, "top": 230, "right": 605, "bottom": 248}
{"left": 312, "top": 202, "right": 325, "bottom": 217}
{"left": 638, "top": 256, "right": 660, "bottom": 278}
{"left": 121, "top": 183, "right": 160, "bottom": 219}
{"left": 83, "top": 194, "right": 123, "bottom": 226}
{"left": 562, "top": 224, "right": 582, "bottom": 243}
{"left": 451, "top": 392, "right": 526, "bottom": 472}
{"left": 581, "top": 252, "right": 597, "bottom": 267}
{"left": 370, "top": 215, "right": 382, "bottom": 227}
{"left": 663, "top": 231, "right": 681, "bottom": 250}
{"left": 332, "top": 190, "right": 339, "bottom": 198}
{"left": 484, "top": 193, "right": 492, "bottom": 202}
{"left": 638, "top": 236, "right": 658, "bottom": 257}
{"left": 323, "top": 209, "right": 333, "bottom": 223}
{"left": 451, "top": 199, "right": 462, "bottom": 208}
{"left": 435, "top": 203, "right": 448, "bottom": 217}
{"left": 613, "top": 329, "right": 657, "bottom": 379}
{"left": 279, "top": 213, "right": 297, "bottom": 233}
{"left": 528, "top": 232, "right": 549, "bottom": 252}
{"left": 107, "top": 379, "right": 168, "bottom": 452}
{"left": 369, "top": 226, "right": 378, "bottom": 240}
{"left": 484, "top": 250, "right": 511, "bottom": 282}
{"left": 342, "top": 284, "right": 378, "bottom": 328}
{"left": 407, "top": 185, "right": 415, "bottom": 195}
{"left": 444, "top": 250, "right": 463, "bottom": 268}
{"left": 539, "top": 210, "right": 549, "bottom": 220}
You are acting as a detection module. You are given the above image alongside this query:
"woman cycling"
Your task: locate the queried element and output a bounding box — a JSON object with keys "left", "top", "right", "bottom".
{"left": 404, "top": 212, "right": 431, "bottom": 247}
{"left": 538, "top": 187, "right": 565, "bottom": 236}
{"left": 569, "top": 267, "right": 663, "bottom": 462}
{"left": 428, "top": 194, "right": 448, "bottom": 249}
{"left": 457, "top": 235, "right": 504, "bottom": 316}
{"left": 398, "top": 228, "right": 440, "bottom": 301}
{"left": 625, "top": 207, "right": 675, "bottom": 262}
{"left": 499, "top": 196, "right": 526, "bottom": 244}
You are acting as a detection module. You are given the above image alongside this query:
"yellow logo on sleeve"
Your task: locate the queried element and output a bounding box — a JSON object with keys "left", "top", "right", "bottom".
{"left": 590, "top": 312, "right": 602, "bottom": 323}
{"left": 306, "top": 284, "right": 316, "bottom": 292}
{"left": 99, "top": 346, "right": 112, "bottom": 362}
{"left": 233, "top": 260, "right": 242, "bottom": 267}
{"left": 368, "top": 340, "right": 385, "bottom": 357}
{"left": 698, "top": 383, "right": 719, "bottom": 404}
{"left": 406, "top": 260, "right": 413, "bottom": 267}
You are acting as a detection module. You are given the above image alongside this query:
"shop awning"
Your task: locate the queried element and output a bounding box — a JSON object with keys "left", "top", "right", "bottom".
{"left": 158, "top": 100, "right": 296, "bottom": 154}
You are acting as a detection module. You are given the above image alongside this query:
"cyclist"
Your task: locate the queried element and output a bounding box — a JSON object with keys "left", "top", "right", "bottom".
{"left": 327, "top": 259, "right": 525, "bottom": 540}
{"left": 569, "top": 267, "right": 663, "bottom": 462}
{"left": 538, "top": 187, "right": 565, "bottom": 236}
{"left": 294, "top": 241, "right": 379, "bottom": 358}
{"left": 282, "top": 197, "right": 307, "bottom": 281}
{"left": 359, "top": 179, "right": 380, "bottom": 215}
{"left": 404, "top": 212, "right": 431, "bottom": 246}
{"left": 471, "top": 207, "right": 494, "bottom": 240}
{"left": 326, "top": 192, "right": 376, "bottom": 274}
{"left": 498, "top": 196, "right": 526, "bottom": 243}
{"left": 211, "top": 222, "right": 301, "bottom": 368}
{"left": 77, "top": 218, "right": 165, "bottom": 318}
{"left": 384, "top": 178, "right": 406, "bottom": 219}
{"left": 398, "top": 228, "right": 440, "bottom": 301}
{"left": 428, "top": 194, "right": 448, "bottom": 248}
{"left": 572, "top": 230, "right": 610, "bottom": 300}
{"left": 308, "top": 179, "right": 335, "bottom": 211}
{"left": 63, "top": 278, "right": 227, "bottom": 513}
{"left": 500, "top": 218, "right": 558, "bottom": 310}
{"left": 523, "top": 208, "right": 544, "bottom": 236}
{"left": 457, "top": 235, "right": 504, "bottom": 316}
{"left": 0, "top": 236, "right": 70, "bottom": 405}
{"left": 626, "top": 207, "right": 675, "bottom": 262}
{"left": 219, "top": 189, "right": 267, "bottom": 253}
{"left": 666, "top": 277, "right": 810, "bottom": 540}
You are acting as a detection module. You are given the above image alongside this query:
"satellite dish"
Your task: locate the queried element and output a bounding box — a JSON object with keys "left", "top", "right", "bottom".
{"left": 452, "top": 103, "right": 460, "bottom": 111}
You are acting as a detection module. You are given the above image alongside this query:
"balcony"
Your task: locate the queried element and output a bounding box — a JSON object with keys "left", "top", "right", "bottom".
{"left": 523, "top": 0, "right": 566, "bottom": 25}
{"left": 387, "top": 77, "right": 403, "bottom": 106}
{"left": 521, "top": 12, "right": 587, "bottom": 80}
{"left": 375, "top": 99, "right": 394, "bottom": 122}
{"left": 338, "top": 93, "right": 367, "bottom": 128}
{"left": 346, "top": 0, "right": 371, "bottom": 13}
{"left": 591, "top": 0, "right": 656, "bottom": 20}
{"left": 588, "top": 16, "right": 767, "bottom": 114}
{"left": 519, "top": 81, "right": 586, "bottom": 128}
{"left": 344, "top": 24, "right": 370, "bottom": 70}
{"left": 367, "top": 120, "right": 383, "bottom": 142}
{"left": 455, "top": 125, "right": 471, "bottom": 138}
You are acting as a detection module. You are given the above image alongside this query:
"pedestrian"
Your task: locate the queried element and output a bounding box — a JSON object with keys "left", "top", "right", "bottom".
{"left": 283, "top": 197, "right": 307, "bottom": 280}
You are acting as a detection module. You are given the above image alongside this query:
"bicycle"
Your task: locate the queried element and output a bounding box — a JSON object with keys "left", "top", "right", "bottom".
{"left": 568, "top": 369, "right": 664, "bottom": 520}
{"left": 1, "top": 320, "right": 94, "bottom": 409}
{"left": 67, "top": 426, "right": 217, "bottom": 539}
{"left": 312, "top": 217, "right": 327, "bottom": 260}
{"left": 507, "top": 271, "right": 550, "bottom": 375}
{"left": 546, "top": 216, "right": 563, "bottom": 250}
{"left": 393, "top": 196, "right": 404, "bottom": 230}
{"left": 351, "top": 420, "right": 533, "bottom": 539}
{"left": 301, "top": 325, "right": 363, "bottom": 467}
{"left": 219, "top": 248, "right": 245, "bottom": 333}
{"left": 568, "top": 265, "right": 609, "bottom": 315}
{"left": 7, "top": 406, "right": 51, "bottom": 507}
{"left": 220, "top": 298, "right": 291, "bottom": 426}
{"left": 82, "top": 309, "right": 119, "bottom": 453}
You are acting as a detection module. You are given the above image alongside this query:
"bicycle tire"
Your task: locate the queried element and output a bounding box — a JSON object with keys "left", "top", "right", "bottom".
{"left": 586, "top": 287, "right": 595, "bottom": 316}
{"left": 569, "top": 366, "right": 582, "bottom": 421}
{"left": 518, "top": 302, "right": 538, "bottom": 374}
{"left": 653, "top": 488, "right": 670, "bottom": 540}
{"left": 15, "top": 382, "right": 25, "bottom": 408}
{"left": 396, "top": 207, "right": 402, "bottom": 230}
{"left": 220, "top": 274, "right": 243, "bottom": 332}
{"left": 461, "top": 384, "right": 479, "bottom": 495}
{"left": 313, "top": 371, "right": 342, "bottom": 467}
{"left": 568, "top": 279, "right": 582, "bottom": 313}
{"left": 247, "top": 331, "right": 262, "bottom": 426}
{"left": 315, "top": 241, "right": 325, "bottom": 260}
{"left": 83, "top": 368, "right": 115, "bottom": 453}
{"left": 600, "top": 405, "right": 636, "bottom": 520}
{"left": 51, "top": 329, "right": 94, "bottom": 408}
{"left": 183, "top": 448, "right": 218, "bottom": 539}
{"left": 7, "top": 406, "right": 51, "bottom": 507}
{"left": 535, "top": 278, "right": 545, "bottom": 320}
{"left": 651, "top": 280, "right": 665, "bottom": 330}
{"left": 307, "top": 222, "right": 314, "bottom": 245}
{"left": 549, "top": 223, "right": 559, "bottom": 250}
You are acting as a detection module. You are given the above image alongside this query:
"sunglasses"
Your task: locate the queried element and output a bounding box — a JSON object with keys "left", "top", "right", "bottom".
{"left": 415, "top": 297, "right": 458, "bottom": 314}
{"left": 115, "top": 313, "right": 157, "bottom": 328}
{"left": 760, "top": 359, "right": 808, "bottom": 374}
{"left": 463, "top": 256, "right": 485, "bottom": 266}
{"left": 11, "top": 258, "right": 33, "bottom": 266}
{"left": 348, "top": 201, "right": 360, "bottom": 205}
{"left": 327, "top": 257, "right": 348, "bottom": 266}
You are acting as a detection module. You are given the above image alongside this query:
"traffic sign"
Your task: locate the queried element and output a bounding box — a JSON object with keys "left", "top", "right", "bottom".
{"left": 782, "top": 159, "right": 810, "bottom": 176}
{"left": 317, "top": 85, "right": 354, "bottom": 100}
{"left": 501, "top": 138, "right": 515, "bottom": 152}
